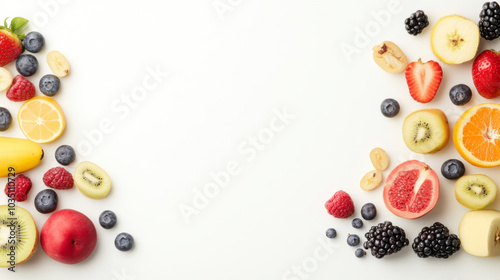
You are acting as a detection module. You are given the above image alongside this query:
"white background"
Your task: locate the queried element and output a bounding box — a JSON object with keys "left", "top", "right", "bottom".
{"left": 1, "top": 0, "right": 500, "bottom": 279}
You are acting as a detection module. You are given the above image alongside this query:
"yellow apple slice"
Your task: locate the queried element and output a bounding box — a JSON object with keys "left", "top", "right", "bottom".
{"left": 431, "top": 15, "right": 480, "bottom": 64}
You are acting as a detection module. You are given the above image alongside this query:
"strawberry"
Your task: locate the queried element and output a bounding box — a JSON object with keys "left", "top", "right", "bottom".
{"left": 0, "top": 17, "right": 28, "bottom": 67}
{"left": 472, "top": 50, "right": 500, "bottom": 99}
{"left": 325, "top": 190, "right": 355, "bottom": 218}
{"left": 6, "top": 75, "right": 35, "bottom": 101}
{"left": 405, "top": 59, "right": 443, "bottom": 103}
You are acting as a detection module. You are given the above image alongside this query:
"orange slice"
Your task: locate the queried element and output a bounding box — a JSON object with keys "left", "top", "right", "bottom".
{"left": 18, "top": 96, "right": 66, "bottom": 143}
{"left": 453, "top": 103, "right": 500, "bottom": 167}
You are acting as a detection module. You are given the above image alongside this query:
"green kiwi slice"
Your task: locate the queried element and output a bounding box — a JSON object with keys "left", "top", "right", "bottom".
{"left": 402, "top": 109, "right": 449, "bottom": 154}
{"left": 455, "top": 174, "right": 497, "bottom": 210}
{"left": 0, "top": 205, "right": 38, "bottom": 267}
{"left": 74, "top": 161, "right": 111, "bottom": 199}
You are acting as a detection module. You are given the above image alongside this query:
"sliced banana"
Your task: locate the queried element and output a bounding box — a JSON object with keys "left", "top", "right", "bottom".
{"left": 46, "top": 50, "right": 70, "bottom": 77}
{"left": 0, "top": 67, "right": 13, "bottom": 91}
{"left": 370, "top": 147, "right": 389, "bottom": 171}
{"left": 372, "top": 41, "right": 408, "bottom": 73}
{"left": 360, "top": 170, "right": 383, "bottom": 191}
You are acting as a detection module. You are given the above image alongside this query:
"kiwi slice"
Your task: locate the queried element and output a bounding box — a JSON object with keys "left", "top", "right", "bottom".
{"left": 0, "top": 205, "right": 38, "bottom": 267}
{"left": 455, "top": 174, "right": 497, "bottom": 210}
{"left": 74, "top": 161, "right": 111, "bottom": 199}
{"left": 402, "top": 109, "right": 449, "bottom": 154}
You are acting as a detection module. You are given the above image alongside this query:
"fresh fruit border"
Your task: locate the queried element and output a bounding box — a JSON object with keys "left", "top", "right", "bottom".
{"left": 326, "top": 2, "right": 500, "bottom": 259}
{"left": 0, "top": 17, "right": 133, "bottom": 269}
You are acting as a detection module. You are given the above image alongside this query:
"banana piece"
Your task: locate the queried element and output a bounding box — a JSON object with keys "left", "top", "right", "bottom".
{"left": 360, "top": 170, "right": 383, "bottom": 191}
{"left": 372, "top": 41, "right": 408, "bottom": 73}
{"left": 46, "top": 51, "right": 70, "bottom": 77}
{"left": 0, "top": 137, "right": 44, "bottom": 177}
{"left": 0, "top": 67, "right": 13, "bottom": 91}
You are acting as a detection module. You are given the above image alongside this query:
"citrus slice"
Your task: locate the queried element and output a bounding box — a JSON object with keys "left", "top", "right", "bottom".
{"left": 18, "top": 96, "right": 66, "bottom": 143}
{"left": 453, "top": 103, "right": 500, "bottom": 167}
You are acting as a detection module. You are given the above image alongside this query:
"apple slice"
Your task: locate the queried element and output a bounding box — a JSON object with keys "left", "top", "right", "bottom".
{"left": 431, "top": 15, "right": 480, "bottom": 64}
{"left": 459, "top": 210, "right": 500, "bottom": 257}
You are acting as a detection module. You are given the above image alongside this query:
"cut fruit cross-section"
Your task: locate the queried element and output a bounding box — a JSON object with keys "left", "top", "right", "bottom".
{"left": 17, "top": 96, "right": 66, "bottom": 143}
{"left": 383, "top": 160, "right": 439, "bottom": 219}
{"left": 453, "top": 103, "right": 500, "bottom": 167}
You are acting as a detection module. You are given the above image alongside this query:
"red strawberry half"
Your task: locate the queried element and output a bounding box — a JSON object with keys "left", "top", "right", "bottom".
{"left": 0, "top": 17, "right": 28, "bottom": 67}
{"left": 405, "top": 59, "right": 443, "bottom": 103}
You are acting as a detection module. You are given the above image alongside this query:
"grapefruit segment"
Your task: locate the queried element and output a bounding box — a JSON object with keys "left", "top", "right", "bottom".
{"left": 383, "top": 160, "right": 439, "bottom": 219}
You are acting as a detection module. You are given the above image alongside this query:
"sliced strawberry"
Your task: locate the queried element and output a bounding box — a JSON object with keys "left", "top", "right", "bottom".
{"left": 405, "top": 59, "right": 443, "bottom": 103}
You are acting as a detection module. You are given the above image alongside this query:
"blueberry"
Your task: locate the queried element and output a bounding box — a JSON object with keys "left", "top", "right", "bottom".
{"left": 326, "top": 228, "right": 337, "bottom": 238}
{"left": 347, "top": 234, "right": 360, "bottom": 246}
{"left": 99, "top": 210, "right": 117, "bottom": 229}
{"left": 441, "top": 159, "right": 466, "bottom": 180}
{"left": 361, "top": 203, "right": 377, "bottom": 220}
{"left": 34, "top": 189, "right": 58, "bottom": 213}
{"left": 380, "top": 98, "right": 400, "bottom": 118}
{"left": 55, "top": 145, "right": 76, "bottom": 166}
{"left": 352, "top": 218, "right": 363, "bottom": 229}
{"left": 449, "top": 84, "right": 472, "bottom": 105}
{"left": 355, "top": 248, "right": 366, "bottom": 258}
{"left": 0, "top": 107, "right": 12, "bottom": 131}
{"left": 16, "top": 54, "right": 38, "bottom": 77}
{"left": 39, "top": 74, "right": 61, "bottom": 96}
{"left": 23, "top": 31, "right": 45, "bottom": 53}
{"left": 115, "top": 232, "right": 134, "bottom": 251}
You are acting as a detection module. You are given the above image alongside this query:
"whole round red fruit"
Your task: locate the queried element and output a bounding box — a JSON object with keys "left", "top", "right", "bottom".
{"left": 40, "top": 209, "right": 97, "bottom": 264}
{"left": 472, "top": 49, "right": 500, "bottom": 99}
{"left": 383, "top": 160, "right": 439, "bottom": 219}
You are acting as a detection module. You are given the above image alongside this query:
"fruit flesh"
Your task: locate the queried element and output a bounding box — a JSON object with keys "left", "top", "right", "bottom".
{"left": 75, "top": 161, "right": 111, "bottom": 199}
{"left": 455, "top": 174, "right": 497, "bottom": 210}
{"left": 453, "top": 103, "right": 500, "bottom": 167}
{"left": 383, "top": 160, "right": 439, "bottom": 219}
{"left": 403, "top": 109, "right": 449, "bottom": 154}
{"left": 17, "top": 96, "right": 66, "bottom": 143}
{"left": 0, "top": 206, "right": 38, "bottom": 267}
{"left": 459, "top": 210, "right": 500, "bottom": 257}
{"left": 431, "top": 15, "right": 479, "bottom": 64}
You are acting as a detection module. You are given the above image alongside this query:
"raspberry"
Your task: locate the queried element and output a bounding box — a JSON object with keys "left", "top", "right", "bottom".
{"left": 43, "top": 167, "right": 74, "bottom": 190}
{"left": 4, "top": 174, "right": 32, "bottom": 202}
{"left": 6, "top": 75, "right": 35, "bottom": 101}
{"left": 325, "top": 190, "right": 355, "bottom": 218}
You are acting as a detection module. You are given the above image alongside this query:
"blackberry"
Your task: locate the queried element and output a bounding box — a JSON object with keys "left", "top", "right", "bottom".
{"left": 479, "top": 2, "right": 500, "bottom": 40}
{"left": 404, "top": 10, "right": 429, "bottom": 35}
{"left": 412, "top": 222, "right": 461, "bottom": 259}
{"left": 363, "top": 221, "right": 409, "bottom": 258}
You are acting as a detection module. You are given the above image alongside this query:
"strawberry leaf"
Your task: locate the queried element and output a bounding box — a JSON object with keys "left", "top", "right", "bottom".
{"left": 10, "top": 17, "right": 28, "bottom": 34}
{"left": 3, "top": 18, "right": 8, "bottom": 29}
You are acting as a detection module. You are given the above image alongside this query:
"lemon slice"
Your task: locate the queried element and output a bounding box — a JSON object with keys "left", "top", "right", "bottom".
{"left": 18, "top": 96, "right": 66, "bottom": 143}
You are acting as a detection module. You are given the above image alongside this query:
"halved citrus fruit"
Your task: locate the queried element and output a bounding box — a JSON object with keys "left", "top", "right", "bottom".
{"left": 18, "top": 96, "right": 66, "bottom": 143}
{"left": 453, "top": 103, "right": 500, "bottom": 167}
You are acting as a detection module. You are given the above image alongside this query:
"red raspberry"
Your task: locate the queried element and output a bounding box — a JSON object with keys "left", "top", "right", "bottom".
{"left": 325, "top": 190, "right": 355, "bottom": 218}
{"left": 4, "top": 174, "right": 32, "bottom": 202}
{"left": 43, "top": 167, "right": 74, "bottom": 190}
{"left": 6, "top": 75, "right": 35, "bottom": 101}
